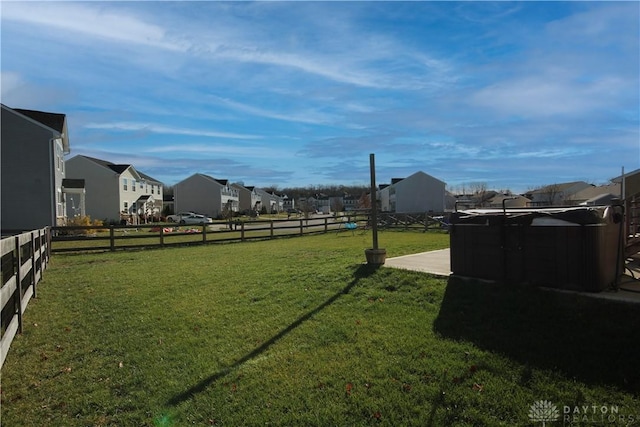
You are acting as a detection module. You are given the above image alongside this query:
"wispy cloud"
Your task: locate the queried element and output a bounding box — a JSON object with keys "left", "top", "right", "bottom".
{"left": 1, "top": 2, "right": 186, "bottom": 51}
{"left": 84, "top": 122, "right": 262, "bottom": 140}
{"left": 1, "top": 2, "right": 637, "bottom": 191}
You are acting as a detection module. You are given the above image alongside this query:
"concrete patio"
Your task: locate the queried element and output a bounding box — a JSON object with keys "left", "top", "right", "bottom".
{"left": 384, "top": 248, "right": 640, "bottom": 304}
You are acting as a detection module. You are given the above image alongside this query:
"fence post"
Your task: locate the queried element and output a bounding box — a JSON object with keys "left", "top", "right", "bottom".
{"left": 160, "top": 226, "right": 165, "bottom": 247}
{"left": 14, "top": 235, "right": 23, "bottom": 334}
{"left": 270, "top": 221, "right": 274, "bottom": 239}
{"left": 241, "top": 222, "right": 245, "bottom": 241}
{"left": 46, "top": 227, "right": 51, "bottom": 262}
{"left": 202, "top": 224, "right": 207, "bottom": 243}
{"left": 30, "top": 232, "right": 37, "bottom": 299}
{"left": 324, "top": 217, "right": 328, "bottom": 233}
{"left": 300, "top": 219, "right": 304, "bottom": 236}
{"left": 110, "top": 225, "right": 115, "bottom": 252}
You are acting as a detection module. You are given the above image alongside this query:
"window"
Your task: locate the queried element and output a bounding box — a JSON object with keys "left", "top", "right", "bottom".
{"left": 123, "top": 178, "right": 128, "bottom": 191}
{"left": 132, "top": 180, "right": 136, "bottom": 191}
{"left": 57, "top": 189, "right": 64, "bottom": 217}
{"left": 124, "top": 201, "right": 129, "bottom": 211}
{"left": 151, "top": 185, "right": 155, "bottom": 194}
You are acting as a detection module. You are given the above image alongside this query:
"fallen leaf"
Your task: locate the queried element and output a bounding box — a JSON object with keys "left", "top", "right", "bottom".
{"left": 469, "top": 365, "right": 478, "bottom": 373}
{"left": 345, "top": 382, "right": 353, "bottom": 396}
{"left": 473, "top": 383, "right": 483, "bottom": 392}
{"left": 373, "top": 411, "right": 382, "bottom": 420}
{"left": 118, "top": 361, "right": 123, "bottom": 368}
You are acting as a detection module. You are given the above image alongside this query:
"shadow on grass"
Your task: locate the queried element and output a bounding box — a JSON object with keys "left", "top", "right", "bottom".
{"left": 433, "top": 276, "right": 640, "bottom": 393}
{"left": 167, "top": 263, "right": 379, "bottom": 406}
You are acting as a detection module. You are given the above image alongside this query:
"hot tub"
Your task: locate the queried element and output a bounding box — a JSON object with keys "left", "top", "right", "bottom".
{"left": 449, "top": 206, "right": 624, "bottom": 292}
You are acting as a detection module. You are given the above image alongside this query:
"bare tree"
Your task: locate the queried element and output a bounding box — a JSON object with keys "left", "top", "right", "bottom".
{"left": 469, "top": 182, "right": 489, "bottom": 207}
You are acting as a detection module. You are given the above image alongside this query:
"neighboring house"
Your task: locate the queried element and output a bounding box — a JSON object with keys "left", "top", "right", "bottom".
{"left": 65, "top": 155, "right": 163, "bottom": 224}
{"left": 231, "top": 183, "right": 261, "bottom": 214}
{"left": 379, "top": 171, "right": 446, "bottom": 213}
{"left": 524, "top": 181, "right": 591, "bottom": 207}
{"left": 282, "top": 194, "right": 295, "bottom": 212}
{"left": 486, "top": 194, "right": 531, "bottom": 209}
{"left": 254, "top": 188, "right": 280, "bottom": 214}
{"left": 343, "top": 194, "right": 359, "bottom": 211}
{"left": 315, "top": 194, "right": 331, "bottom": 214}
{"left": 571, "top": 183, "right": 622, "bottom": 206}
{"left": 174, "top": 173, "right": 239, "bottom": 218}
{"left": 612, "top": 168, "right": 640, "bottom": 201}
{"left": 298, "top": 196, "right": 318, "bottom": 213}
{"left": 1, "top": 104, "right": 71, "bottom": 231}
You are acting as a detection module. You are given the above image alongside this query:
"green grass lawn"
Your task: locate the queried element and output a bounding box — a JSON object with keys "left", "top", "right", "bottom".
{"left": 2, "top": 230, "right": 639, "bottom": 426}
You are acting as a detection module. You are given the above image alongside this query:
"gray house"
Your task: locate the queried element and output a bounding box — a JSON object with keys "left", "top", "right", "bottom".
{"left": 524, "top": 181, "right": 592, "bottom": 207}
{"left": 1, "top": 104, "right": 70, "bottom": 231}
{"left": 379, "top": 171, "right": 446, "bottom": 213}
{"left": 65, "top": 155, "right": 163, "bottom": 224}
{"left": 231, "top": 183, "right": 261, "bottom": 214}
{"left": 254, "top": 188, "right": 283, "bottom": 214}
{"left": 174, "top": 173, "right": 239, "bottom": 218}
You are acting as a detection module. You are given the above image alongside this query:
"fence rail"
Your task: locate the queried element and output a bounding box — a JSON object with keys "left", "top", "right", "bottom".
{"left": 50, "top": 212, "right": 448, "bottom": 253}
{"left": 1, "top": 227, "right": 50, "bottom": 369}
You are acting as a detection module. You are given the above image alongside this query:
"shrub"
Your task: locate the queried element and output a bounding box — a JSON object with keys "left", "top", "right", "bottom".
{"left": 66, "top": 215, "right": 103, "bottom": 235}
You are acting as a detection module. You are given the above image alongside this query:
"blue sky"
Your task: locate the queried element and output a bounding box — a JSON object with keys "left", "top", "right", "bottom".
{"left": 2, "top": 1, "right": 638, "bottom": 193}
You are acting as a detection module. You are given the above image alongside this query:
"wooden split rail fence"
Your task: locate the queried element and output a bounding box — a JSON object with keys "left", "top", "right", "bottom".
{"left": 1, "top": 227, "right": 51, "bottom": 368}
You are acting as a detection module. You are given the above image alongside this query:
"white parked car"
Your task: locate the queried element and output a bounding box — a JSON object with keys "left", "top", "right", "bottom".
{"left": 178, "top": 213, "right": 213, "bottom": 225}
{"left": 166, "top": 212, "right": 195, "bottom": 222}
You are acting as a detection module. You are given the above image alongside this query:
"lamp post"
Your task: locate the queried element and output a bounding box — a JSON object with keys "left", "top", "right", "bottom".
{"left": 365, "top": 153, "right": 386, "bottom": 265}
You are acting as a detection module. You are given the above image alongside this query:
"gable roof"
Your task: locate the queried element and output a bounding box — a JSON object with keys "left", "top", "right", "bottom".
{"left": 137, "top": 171, "right": 162, "bottom": 184}
{"left": 78, "top": 155, "right": 134, "bottom": 175}
{"left": 75, "top": 155, "right": 161, "bottom": 183}
{"left": 527, "top": 181, "right": 589, "bottom": 194}
{"left": 571, "top": 183, "right": 621, "bottom": 202}
{"left": 393, "top": 171, "right": 446, "bottom": 187}
{"left": 14, "top": 108, "right": 66, "bottom": 133}
{"left": 2, "top": 104, "right": 70, "bottom": 153}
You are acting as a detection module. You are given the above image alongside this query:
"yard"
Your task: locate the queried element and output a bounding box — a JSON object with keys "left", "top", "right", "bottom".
{"left": 1, "top": 230, "right": 639, "bottom": 426}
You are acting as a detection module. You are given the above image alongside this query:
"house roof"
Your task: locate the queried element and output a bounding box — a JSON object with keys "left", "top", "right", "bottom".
{"left": 183, "top": 173, "right": 229, "bottom": 187}
{"left": 571, "top": 183, "right": 621, "bottom": 202}
{"left": 136, "top": 195, "right": 153, "bottom": 203}
{"left": 62, "top": 178, "right": 85, "bottom": 189}
{"left": 392, "top": 171, "right": 446, "bottom": 187}
{"left": 76, "top": 155, "right": 162, "bottom": 183}
{"left": 14, "top": 108, "right": 66, "bottom": 134}
{"left": 78, "top": 155, "right": 133, "bottom": 175}
{"left": 3, "top": 104, "right": 70, "bottom": 153}
{"left": 138, "top": 171, "right": 162, "bottom": 184}
{"left": 526, "top": 181, "right": 588, "bottom": 194}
